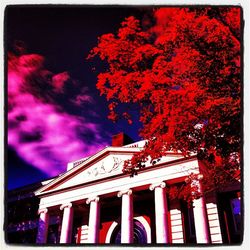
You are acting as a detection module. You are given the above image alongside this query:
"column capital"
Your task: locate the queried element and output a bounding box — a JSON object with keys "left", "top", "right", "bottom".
{"left": 149, "top": 181, "right": 166, "bottom": 191}
{"left": 38, "top": 208, "right": 48, "bottom": 215}
{"left": 86, "top": 196, "right": 100, "bottom": 205}
{"left": 60, "top": 202, "right": 72, "bottom": 210}
{"left": 117, "top": 189, "right": 132, "bottom": 198}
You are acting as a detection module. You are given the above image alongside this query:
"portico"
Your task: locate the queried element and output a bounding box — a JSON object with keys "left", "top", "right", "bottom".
{"left": 35, "top": 143, "right": 219, "bottom": 244}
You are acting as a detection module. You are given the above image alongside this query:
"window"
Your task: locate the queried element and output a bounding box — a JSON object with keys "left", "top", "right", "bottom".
{"left": 230, "top": 198, "right": 241, "bottom": 234}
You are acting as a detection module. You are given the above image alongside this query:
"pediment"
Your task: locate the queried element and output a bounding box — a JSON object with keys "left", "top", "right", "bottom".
{"left": 35, "top": 146, "right": 184, "bottom": 196}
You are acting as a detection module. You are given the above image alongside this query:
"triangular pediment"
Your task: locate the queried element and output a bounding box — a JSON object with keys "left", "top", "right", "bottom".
{"left": 35, "top": 146, "right": 184, "bottom": 196}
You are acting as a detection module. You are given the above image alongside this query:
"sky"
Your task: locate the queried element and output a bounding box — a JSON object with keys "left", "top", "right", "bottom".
{"left": 6, "top": 6, "right": 147, "bottom": 190}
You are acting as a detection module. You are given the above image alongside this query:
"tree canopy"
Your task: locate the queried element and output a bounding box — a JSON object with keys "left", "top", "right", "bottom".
{"left": 88, "top": 7, "right": 241, "bottom": 202}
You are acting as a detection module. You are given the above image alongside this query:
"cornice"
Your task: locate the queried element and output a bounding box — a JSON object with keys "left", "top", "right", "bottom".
{"left": 35, "top": 147, "right": 195, "bottom": 197}
{"left": 35, "top": 146, "right": 142, "bottom": 195}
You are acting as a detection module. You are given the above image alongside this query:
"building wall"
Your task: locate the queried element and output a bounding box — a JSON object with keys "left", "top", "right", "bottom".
{"left": 170, "top": 201, "right": 184, "bottom": 243}
{"left": 6, "top": 184, "right": 42, "bottom": 243}
{"left": 73, "top": 190, "right": 241, "bottom": 244}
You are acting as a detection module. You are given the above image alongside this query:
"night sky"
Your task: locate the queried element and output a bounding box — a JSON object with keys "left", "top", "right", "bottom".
{"left": 6, "top": 6, "right": 147, "bottom": 190}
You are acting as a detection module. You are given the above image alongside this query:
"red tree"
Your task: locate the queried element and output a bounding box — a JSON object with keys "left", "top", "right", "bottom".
{"left": 88, "top": 7, "right": 241, "bottom": 202}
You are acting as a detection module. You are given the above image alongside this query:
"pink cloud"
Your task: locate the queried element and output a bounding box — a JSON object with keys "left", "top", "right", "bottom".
{"left": 71, "top": 92, "right": 94, "bottom": 106}
{"left": 8, "top": 53, "right": 108, "bottom": 176}
{"left": 52, "top": 71, "right": 70, "bottom": 93}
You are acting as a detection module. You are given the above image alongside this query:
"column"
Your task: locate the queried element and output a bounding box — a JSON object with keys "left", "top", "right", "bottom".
{"left": 117, "top": 189, "right": 133, "bottom": 243}
{"left": 36, "top": 208, "right": 49, "bottom": 243}
{"left": 149, "top": 182, "right": 169, "bottom": 243}
{"left": 86, "top": 196, "right": 100, "bottom": 243}
{"left": 60, "top": 203, "right": 74, "bottom": 243}
{"left": 191, "top": 175, "right": 211, "bottom": 243}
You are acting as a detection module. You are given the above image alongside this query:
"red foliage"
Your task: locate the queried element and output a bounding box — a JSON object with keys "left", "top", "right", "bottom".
{"left": 89, "top": 7, "right": 241, "bottom": 201}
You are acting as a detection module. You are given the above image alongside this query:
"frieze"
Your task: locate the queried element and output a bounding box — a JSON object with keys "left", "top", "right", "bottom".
{"left": 86, "top": 157, "right": 124, "bottom": 177}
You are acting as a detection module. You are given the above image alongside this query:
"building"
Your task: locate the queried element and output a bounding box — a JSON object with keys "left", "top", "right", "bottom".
{"left": 6, "top": 178, "right": 56, "bottom": 243}
{"left": 6, "top": 182, "right": 42, "bottom": 243}
{"left": 6, "top": 133, "right": 242, "bottom": 244}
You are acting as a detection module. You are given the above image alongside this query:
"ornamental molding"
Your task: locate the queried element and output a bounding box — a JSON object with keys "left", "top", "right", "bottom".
{"left": 60, "top": 202, "right": 72, "bottom": 210}
{"left": 86, "top": 157, "right": 124, "bottom": 178}
{"left": 86, "top": 196, "right": 100, "bottom": 204}
{"left": 117, "top": 189, "right": 133, "bottom": 197}
{"left": 38, "top": 208, "right": 48, "bottom": 215}
{"left": 149, "top": 181, "right": 166, "bottom": 191}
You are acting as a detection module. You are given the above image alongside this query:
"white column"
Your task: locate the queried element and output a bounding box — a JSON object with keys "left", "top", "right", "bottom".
{"left": 86, "top": 196, "right": 100, "bottom": 243}
{"left": 36, "top": 208, "right": 49, "bottom": 243}
{"left": 60, "top": 203, "right": 74, "bottom": 243}
{"left": 117, "top": 189, "right": 133, "bottom": 243}
{"left": 150, "top": 182, "right": 169, "bottom": 243}
{"left": 192, "top": 175, "right": 211, "bottom": 243}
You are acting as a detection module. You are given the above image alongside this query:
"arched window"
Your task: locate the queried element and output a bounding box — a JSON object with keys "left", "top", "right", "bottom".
{"left": 110, "top": 219, "right": 148, "bottom": 244}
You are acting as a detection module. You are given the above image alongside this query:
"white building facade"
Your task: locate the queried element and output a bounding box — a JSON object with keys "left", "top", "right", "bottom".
{"left": 35, "top": 139, "right": 241, "bottom": 244}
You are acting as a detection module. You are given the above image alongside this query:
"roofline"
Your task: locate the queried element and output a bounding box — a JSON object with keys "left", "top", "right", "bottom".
{"left": 35, "top": 154, "right": 197, "bottom": 197}
{"left": 34, "top": 146, "right": 144, "bottom": 195}
{"left": 35, "top": 145, "right": 186, "bottom": 195}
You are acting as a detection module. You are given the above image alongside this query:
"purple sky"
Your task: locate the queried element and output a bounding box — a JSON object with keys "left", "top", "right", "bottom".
{"left": 6, "top": 6, "right": 145, "bottom": 190}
